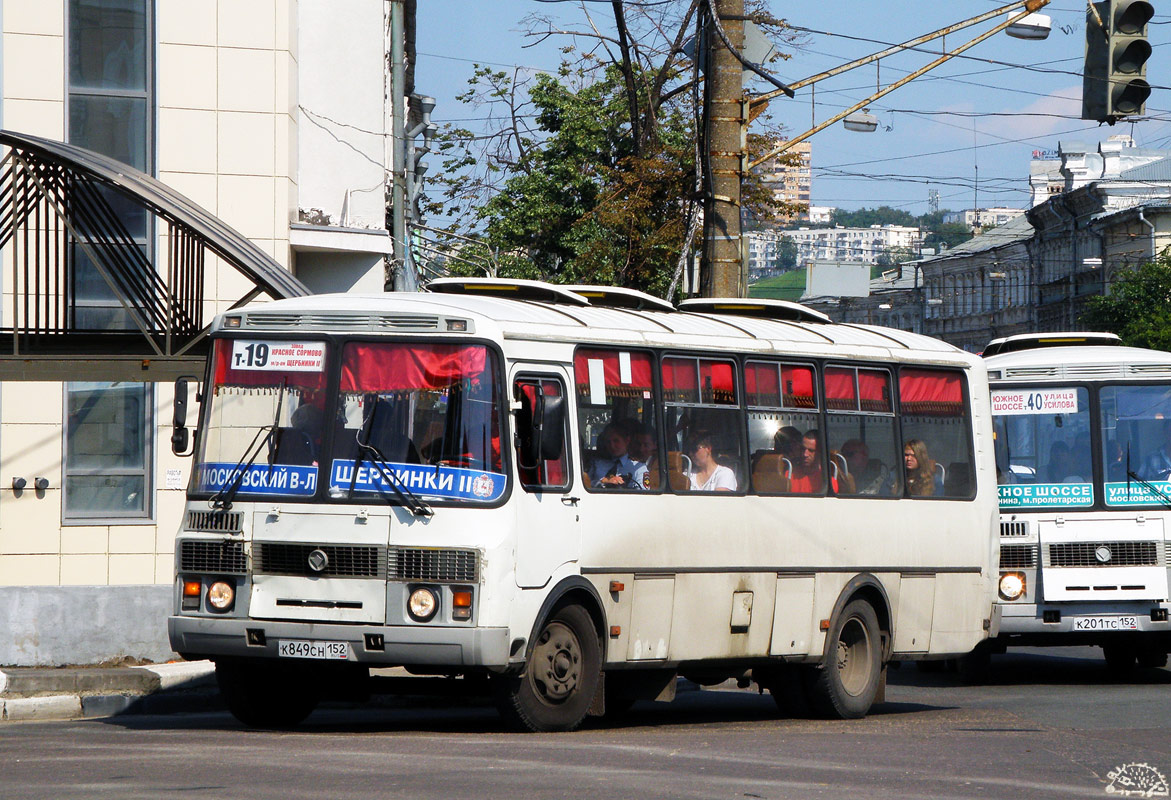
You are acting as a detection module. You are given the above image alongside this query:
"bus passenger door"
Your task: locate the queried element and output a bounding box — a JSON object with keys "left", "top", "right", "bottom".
{"left": 512, "top": 370, "right": 581, "bottom": 588}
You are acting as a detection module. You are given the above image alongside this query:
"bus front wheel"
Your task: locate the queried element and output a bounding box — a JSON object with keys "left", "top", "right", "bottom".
{"left": 494, "top": 604, "right": 601, "bottom": 732}
{"left": 216, "top": 659, "right": 320, "bottom": 729}
{"left": 806, "top": 599, "right": 882, "bottom": 719}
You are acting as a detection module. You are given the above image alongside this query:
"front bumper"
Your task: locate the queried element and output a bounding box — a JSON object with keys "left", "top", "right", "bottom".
{"left": 993, "top": 601, "right": 1171, "bottom": 645}
{"left": 169, "top": 615, "right": 511, "bottom": 668}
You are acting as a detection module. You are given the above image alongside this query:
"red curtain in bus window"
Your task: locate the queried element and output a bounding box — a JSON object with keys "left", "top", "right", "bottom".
{"left": 745, "top": 362, "right": 781, "bottom": 407}
{"left": 899, "top": 368, "right": 964, "bottom": 416}
{"left": 661, "top": 357, "right": 699, "bottom": 403}
{"left": 340, "top": 343, "right": 488, "bottom": 392}
{"left": 858, "top": 369, "right": 892, "bottom": 412}
{"left": 211, "top": 339, "right": 327, "bottom": 392}
{"left": 781, "top": 364, "right": 816, "bottom": 408}
{"left": 573, "top": 349, "right": 654, "bottom": 399}
{"left": 699, "top": 359, "right": 736, "bottom": 405}
{"left": 824, "top": 367, "right": 857, "bottom": 411}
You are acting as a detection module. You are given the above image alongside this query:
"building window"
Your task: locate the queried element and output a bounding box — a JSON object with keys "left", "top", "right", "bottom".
{"left": 64, "top": 382, "right": 153, "bottom": 520}
{"left": 67, "top": 0, "right": 153, "bottom": 331}
{"left": 64, "top": 0, "right": 154, "bottom": 520}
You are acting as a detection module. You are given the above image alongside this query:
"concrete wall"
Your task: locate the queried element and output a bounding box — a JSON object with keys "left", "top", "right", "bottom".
{"left": 0, "top": 585, "right": 173, "bottom": 666}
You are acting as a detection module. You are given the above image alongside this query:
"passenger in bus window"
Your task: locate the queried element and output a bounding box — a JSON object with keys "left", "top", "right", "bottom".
{"left": 684, "top": 431, "right": 737, "bottom": 492}
{"left": 841, "top": 439, "right": 889, "bottom": 495}
{"left": 789, "top": 430, "right": 828, "bottom": 494}
{"left": 902, "top": 439, "right": 938, "bottom": 497}
{"left": 1106, "top": 439, "right": 1126, "bottom": 482}
{"left": 628, "top": 422, "right": 659, "bottom": 488}
{"left": 1140, "top": 424, "right": 1171, "bottom": 482}
{"left": 1044, "top": 441, "right": 1086, "bottom": 483}
{"left": 587, "top": 421, "right": 648, "bottom": 489}
{"left": 773, "top": 426, "right": 803, "bottom": 464}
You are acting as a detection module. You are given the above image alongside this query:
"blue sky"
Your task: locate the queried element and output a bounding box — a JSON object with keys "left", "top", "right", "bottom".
{"left": 416, "top": 1, "right": 1171, "bottom": 217}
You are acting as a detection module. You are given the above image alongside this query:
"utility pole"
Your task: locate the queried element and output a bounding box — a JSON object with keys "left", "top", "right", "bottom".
{"left": 700, "top": 0, "right": 745, "bottom": 298}
{"left": 389, "top": 0, "right": 415, "bottom": 291}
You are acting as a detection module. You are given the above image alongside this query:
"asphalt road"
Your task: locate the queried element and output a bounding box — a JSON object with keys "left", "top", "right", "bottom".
{"left": 1, "top": 647, "right": 1168, "bottom": 800}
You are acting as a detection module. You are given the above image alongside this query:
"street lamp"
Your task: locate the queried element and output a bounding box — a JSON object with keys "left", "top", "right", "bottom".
{"left": 843, "top": 109, "right": 879, "bottom": 132}
{"left": 1006, "top": 12, "right": 1051, "bottom": 39}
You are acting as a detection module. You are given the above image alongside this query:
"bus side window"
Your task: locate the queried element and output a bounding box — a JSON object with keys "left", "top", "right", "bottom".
{"left": 897, "top": 367, "right": 974, "bottom": 499}
{"left": 514, "top": 377, "right": 570, "bottom": 492}
{"left": 573, "top": 348, "right": 660, "bottom": 492}
{"left": 824, "top": 366, "right": 897, "bottom": 498}
{"left": 744, "top": 360, "right": 820, "bottom": 496}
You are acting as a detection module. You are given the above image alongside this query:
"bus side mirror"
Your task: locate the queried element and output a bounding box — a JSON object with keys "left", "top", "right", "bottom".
{"left": 172, "top": 376, "right": 196, "bottom": 456}
{"left": 516, "top": 388, "right": 565, "bottom": 467}
{"left": 538, "top": 393, "right": 565, "bottom": 462}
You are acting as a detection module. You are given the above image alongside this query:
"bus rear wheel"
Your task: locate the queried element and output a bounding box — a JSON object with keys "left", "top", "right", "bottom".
{"left": 806, "top": 599, "right": 882, "bottom": 719}
{"left": 494, "top": 604, "right": 601, "bottom": 732}
{"left": 215, "top": 659, "right": 320, "bottom": 729}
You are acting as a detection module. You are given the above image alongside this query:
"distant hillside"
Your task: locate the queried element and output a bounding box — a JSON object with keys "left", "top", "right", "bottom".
{"left": 748, "top": 271, "right": 805, "bottom": 301}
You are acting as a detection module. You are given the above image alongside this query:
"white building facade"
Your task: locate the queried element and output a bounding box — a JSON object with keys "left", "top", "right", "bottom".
{"left": 0, "top": 0, "right": 399, "bottom": 665}
{"left": 783, "top": 224, "right": 923, "bottom": 267}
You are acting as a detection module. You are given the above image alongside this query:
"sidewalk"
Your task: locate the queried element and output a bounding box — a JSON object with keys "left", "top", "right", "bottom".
{"left": 0, "top": 660, "right": 220, "bottom": 722}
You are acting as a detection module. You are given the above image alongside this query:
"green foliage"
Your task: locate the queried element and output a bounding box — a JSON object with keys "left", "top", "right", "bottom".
{"left": 830, "top": 206, "right": 917, "bottom": 229}
{"left": 924, "top": 222, "right": 973, "bottom": 251}
{"left": 1081, "top": 255, "right": 1171, "bottom": 351}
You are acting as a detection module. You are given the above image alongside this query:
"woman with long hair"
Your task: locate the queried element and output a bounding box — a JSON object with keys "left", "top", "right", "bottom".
{"left": 903, "top": 439, "right": 936, "bottom": 497}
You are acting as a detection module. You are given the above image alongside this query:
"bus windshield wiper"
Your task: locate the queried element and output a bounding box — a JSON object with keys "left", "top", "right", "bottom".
{"left": 209, "top": 381, "right": 286, "bottom": 511}
{"left": 349, "top": 401, "right": 433, "bottom": 517}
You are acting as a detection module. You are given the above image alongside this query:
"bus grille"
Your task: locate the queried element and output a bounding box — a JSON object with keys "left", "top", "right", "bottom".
{"left": 1046, "top": 541, "right": 1160, "bottom": 568}
{"left": 253, "top": 543, "right": 386, "bottom": 578}
{"left": 1000, "top": 520, "right": 1029, "bottom": 538}
{"left": 242, "top": 312, "right": 440, "bottom": 332}
{"left": 180, "top": 540, "right": 247, "bottom": 575}
{"left": 388, "top": 547, "right": 479, "bottom": 583}
{"left": 185, "top": 510, "right": 243, "bottom": 533}
{"left": 1000, "top": 544, "right": 1037, "bottom": 569}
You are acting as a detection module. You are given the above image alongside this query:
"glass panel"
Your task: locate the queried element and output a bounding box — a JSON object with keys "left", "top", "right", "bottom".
{"left": 69, "top": 0, "right": 148, "bottom": 91}
{"left": 69, "top": 95, "right": 148, "bottom": 171}
{"left": 65, "top": 474, "right": 145, "bottom": 515}
{"left": 992, "top": 386, "right": 1091, "bottom": 508}
{"left": 195, "top": 339, "right": 329, "bottom": 500}
{"left": 666, "top": 407, "right": 743, "bottom": 493}
{"left": 64, "top": 381, "right": 150, "bottom": 517}
{"left": 328, "top": 342, "right": 503, "bottom": 503}
{"left": 516, "top": 378, "right": 570, "bottom": 491}
{"left": 574, "top": 349, "right": 657, "bottom": 492}
{"left": 900, "top": 368, "right": 977, "bottom": 499}
{"left": 1100, "top": 384, "right": 1171, "bottom": 507}
{"left": 747, "top": 410, "right": 820, "bottom": 494}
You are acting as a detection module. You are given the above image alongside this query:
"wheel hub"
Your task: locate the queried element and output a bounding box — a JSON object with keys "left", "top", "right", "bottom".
{"left": 530, "top": 621, "right": 581, "bottom": 702}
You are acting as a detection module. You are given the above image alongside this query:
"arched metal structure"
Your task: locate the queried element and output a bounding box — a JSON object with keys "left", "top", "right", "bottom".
{"left": 0, "top": 131, "right": 310, "bottom": 381}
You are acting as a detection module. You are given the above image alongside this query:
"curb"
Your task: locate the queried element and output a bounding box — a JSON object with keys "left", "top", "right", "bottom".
{"left": 0, "top": 661, "right": 220, "bottom": 723}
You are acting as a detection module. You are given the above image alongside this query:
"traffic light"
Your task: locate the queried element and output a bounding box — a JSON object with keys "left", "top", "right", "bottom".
{"left": 1082, "top": 0, "right": 1153, "bottom": 124}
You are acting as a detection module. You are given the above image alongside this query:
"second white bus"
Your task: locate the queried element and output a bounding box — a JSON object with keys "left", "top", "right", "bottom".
{"left": 987, "top": 332, "right": 1171, "bottom": 672}
{"left": 168, "top": 279, "right": 999, "bottom": 730}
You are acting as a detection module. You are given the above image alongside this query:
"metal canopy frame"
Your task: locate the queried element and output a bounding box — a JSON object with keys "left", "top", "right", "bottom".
{"left": 0, "top": 130, "right": 309, "bottom": 381}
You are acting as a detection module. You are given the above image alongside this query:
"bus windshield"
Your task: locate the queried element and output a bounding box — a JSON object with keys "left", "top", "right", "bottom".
{"left": 196, "top": 338, "right": 329, "bottom": 500}
{"left": 326, "top": 341, "right": 504, "bottom": 504}
{"left": 1100, "top": 383, "right": 1171, "bottom": 507}
{"left": 193, "top": 338, "right": 506, "bottom": 505}
{"left": 992, "top": 386, "right": 1093, "bottom": 510}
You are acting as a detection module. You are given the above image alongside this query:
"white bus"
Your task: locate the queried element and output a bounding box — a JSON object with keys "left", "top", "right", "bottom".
{"left": 169, "top": 279, "right": 998, "bottom": 730}
{"left": 986, "top": 332, "right": 1171, "bottom": 671}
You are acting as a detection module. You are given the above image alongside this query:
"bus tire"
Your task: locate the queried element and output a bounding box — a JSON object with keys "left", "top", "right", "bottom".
{"left": 1103, "top": 643, "right": 1137, "bottom": 675}
{"left": 215, "top": 659, "right": 320, "bottom": 729}
{"left": 806, "top": 599, "right": 882, "bottom": 719}
{"left": 493, "top": 604, "right": 601, "bottom": 732}
{"left": 1137, "top": 645, "right": 1168, "bottom": 670}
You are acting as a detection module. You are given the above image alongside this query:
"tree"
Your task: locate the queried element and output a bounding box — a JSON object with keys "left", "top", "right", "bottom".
{"left": 830, "top": 206, "right": 917, "bottom": 229}
{"left": 423, "top": 1, "right": 797, "bottom": 298}
{"left": 923, "top": 222, "right": 972, "bottom": 251}
{"left": 1081, "top": 256, "right": 1171, "bottom": 351}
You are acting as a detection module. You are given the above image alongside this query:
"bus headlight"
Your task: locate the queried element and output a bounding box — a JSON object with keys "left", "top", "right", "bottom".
{"left": 999, "top": 571, "right": 1026, "bottom": 601}
{"left": 408, "top": 587, "right": 438, "bottom": 621}
{"left": 207, "top": 580, "right": 235, "bottom": 611}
